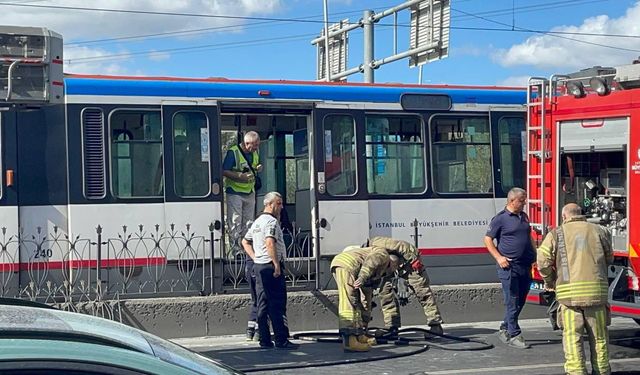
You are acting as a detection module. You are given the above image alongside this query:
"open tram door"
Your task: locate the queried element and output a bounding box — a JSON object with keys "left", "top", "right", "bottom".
{"left": 312, "top": 106, "right": 370, "bottom": 273}
{"left": 0, "top": 108, "right": 19, "bottom": 291}
{"left": 161, "top": 101, "right": 222, "bottom": 290}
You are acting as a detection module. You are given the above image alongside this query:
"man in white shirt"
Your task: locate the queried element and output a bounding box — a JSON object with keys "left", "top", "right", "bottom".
{"left": 242, "top": 192, "right": 298, "bottom": 350}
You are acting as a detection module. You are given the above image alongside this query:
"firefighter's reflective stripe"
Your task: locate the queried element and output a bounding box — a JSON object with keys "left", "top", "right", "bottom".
{"left": 561, "top": 304, "right": 610, "bottom": 375}
{"left": 562, "top": 306, "right": 584, "bottom": 374}
{"left": 334, "top": 252, "right": 359, "bottom": 270}
{"left": 538, "top": 245, "right": 552, "bottom": 258}
{"left": 592, "top": 307, "right": 610, "bottom": 374}
{"left": 334, "top": 266, "right": 363, "bottom": 334}
{"left": 556, "top": 281, "right": 608, "bottom": 300}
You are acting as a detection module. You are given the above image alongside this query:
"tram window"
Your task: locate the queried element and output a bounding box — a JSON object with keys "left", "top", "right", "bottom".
{"left": 497, "top": 117, "right": 526, "bottom": 193}
{"left": 365, "top": 115, "right": 425, "bottom": 195}
{"left": 431, "top": 116, "right": 493, "bottom": 194}
{"left": 173, "top": 111, "right": 211, "bottom": 197}
{"left": 323, "top": 115, "right": 357, "bottom": 196}
{"left": 110, "top": 110, "right": 162, "bottom": 198}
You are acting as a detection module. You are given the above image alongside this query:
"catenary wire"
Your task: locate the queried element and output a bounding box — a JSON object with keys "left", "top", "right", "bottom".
{"left": 5, "top": 1, "right": 639, "bottom": 63}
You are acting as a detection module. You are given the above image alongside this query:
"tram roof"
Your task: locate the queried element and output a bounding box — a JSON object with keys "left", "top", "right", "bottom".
{"left": 64, "top": 74, "right": 526, "bottom": 105}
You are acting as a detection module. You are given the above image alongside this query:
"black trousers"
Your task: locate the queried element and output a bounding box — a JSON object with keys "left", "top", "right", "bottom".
{"left": 254, "top": 262, "right": 288, "bottom": 345}
{"left": 245, "top": 258, "right": 258, "bottom": 322}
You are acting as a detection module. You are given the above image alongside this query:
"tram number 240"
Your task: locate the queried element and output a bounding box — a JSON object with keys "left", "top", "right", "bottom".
{"left": 33, "top": 248, "right": 53, "bottom": 259}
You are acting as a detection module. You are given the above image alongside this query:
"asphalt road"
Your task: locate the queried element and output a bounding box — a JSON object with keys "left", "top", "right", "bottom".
{"left": 175, "top": 318, "right": 640, "bottom": 375}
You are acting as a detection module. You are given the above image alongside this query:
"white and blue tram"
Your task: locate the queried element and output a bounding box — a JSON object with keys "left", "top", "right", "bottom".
{"left": 0, "top": 73, "right": 527, "bottom": 290}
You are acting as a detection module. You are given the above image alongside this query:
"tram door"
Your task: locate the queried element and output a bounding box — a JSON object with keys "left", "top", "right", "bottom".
{"left": 161, "top": 103, "right": 223, "bottom": 257}
{"left": 0, "top": 109, "right": 18, "bottom": 232}
{"left": 312, "top": 108, "right": 369, "bottom": 256}
{"left": 0, "top": 109, "right": 19, "bottom": 288}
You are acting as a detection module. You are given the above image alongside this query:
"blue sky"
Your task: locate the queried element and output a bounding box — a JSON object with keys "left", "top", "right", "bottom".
{"left": 1, "top": 0, "right": 639, "bottom": 85}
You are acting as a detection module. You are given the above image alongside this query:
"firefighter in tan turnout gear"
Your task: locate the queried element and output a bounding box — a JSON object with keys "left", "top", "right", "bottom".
{"left": 370, "top": 236, "right": 444, "bottom": 337}
{"left": 331, "top": 246, "right": 401, "bottom": 352}
{"left": 537, "top": 203, "right": 614, "bottom": 375}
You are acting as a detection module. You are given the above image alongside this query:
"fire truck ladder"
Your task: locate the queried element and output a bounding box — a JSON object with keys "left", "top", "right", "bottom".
{"left": 526, "top": 77, "right": 551, "bottom": 238}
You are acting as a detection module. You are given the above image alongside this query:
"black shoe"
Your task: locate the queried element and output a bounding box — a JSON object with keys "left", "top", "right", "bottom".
{"left": 428, "top": 324, "right": 444, "bottom": 336}
{"left": 375, "top": 327, "right": 399, "bottom": 340}
{"left": 246, "top": 327, "right": 256, "bottom": 341}
{"left": 259, "top": 341, "right": 274, "bottom": 349}
{"left": 275, "top": 340, "right": 299, "bottom": 350}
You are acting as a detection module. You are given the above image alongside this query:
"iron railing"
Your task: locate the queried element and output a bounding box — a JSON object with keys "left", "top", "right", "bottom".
{"left": 0, "top": 223, "right": 315, "bottom": 321}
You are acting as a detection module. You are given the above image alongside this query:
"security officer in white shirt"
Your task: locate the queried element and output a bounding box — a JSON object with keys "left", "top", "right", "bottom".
{"left": 242, "top": 192, "right": 298, "bottom": 350}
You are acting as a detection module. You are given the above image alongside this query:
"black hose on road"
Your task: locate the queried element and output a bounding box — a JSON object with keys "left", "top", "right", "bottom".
{"left": 236, "top": 327, "right": 493, "bottom": 372}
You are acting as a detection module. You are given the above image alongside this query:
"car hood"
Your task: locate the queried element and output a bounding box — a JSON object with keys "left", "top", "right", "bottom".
{"left": 0, "top": 305, "right": 154, "bottom": 354}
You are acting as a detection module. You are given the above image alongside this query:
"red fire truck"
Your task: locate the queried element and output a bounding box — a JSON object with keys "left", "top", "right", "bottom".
{"left": 526, "top": 64, "right": 640, "bottom": 323}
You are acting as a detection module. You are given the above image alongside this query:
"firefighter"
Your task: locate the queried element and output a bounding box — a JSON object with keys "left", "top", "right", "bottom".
{"left": 537, "top": 203, "right": 614, "bottom": 375}
{"left": 331, "top": 246, "right": 401, "bottom": 352}
{"left": 369, "top": 236, "right": 444, "bottom": 337}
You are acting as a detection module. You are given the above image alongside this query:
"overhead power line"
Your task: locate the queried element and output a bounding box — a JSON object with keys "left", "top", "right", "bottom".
{"left": 3, "top": 0, "right": 637, "bottom": 63}
{"left": 63, "top": 5, "right": 393, "bottom": 47}
{"left": 452, "top": 0, "right": 612, "bottom": 22}
{"left": 0, "top": 0, "right": 627, "bottom": 39}
{"left": 66, "top": 33, "right": 318, "bottom": 63}
{"left": 451, "top": 7, "right": 640, "bottom": 54}
{"left": 65, "top": 0, "right": 616, "bottom": 49}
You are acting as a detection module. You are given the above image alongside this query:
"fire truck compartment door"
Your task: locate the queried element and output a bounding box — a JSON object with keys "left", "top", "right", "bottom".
{"left": 559, "top": 117, "right": 629, "bottom": 152}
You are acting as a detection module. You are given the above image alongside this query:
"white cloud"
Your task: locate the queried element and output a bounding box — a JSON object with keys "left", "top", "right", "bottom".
{"left": 493, "top": 1, "right": 640, "bottom": 69}
{"left": 0, "top": 0, "right": 284, "bottom": 73}
{"left": 0, "top": 1, "right": 284, "bottom": 41}
{"left": 64, "top": 46, "right": 132, "bottom": 75}
{"left": 496, "top": 75, "right": 529, "bottom": 87}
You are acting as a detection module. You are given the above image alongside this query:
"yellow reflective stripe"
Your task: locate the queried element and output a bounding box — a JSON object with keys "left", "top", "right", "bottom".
{"left": 556, "top": 282, "right": 607, "bottom": 294}
{"left": 565, "top": 307, "right": 576, "bottom": 367}
{"left": 538, "top": 245, "right": 551, "bottom": 257}
{"left": 557, "top": 288, "right": 608, "bottom": 295}
{"left": 557, "top": 282, "right": 607, "bottom": 299}
{"left": 556, "top": 280, "right": 606, "bottom": 289}
{"left": 596, "top": 308, "right": 604, "bottom": 338}
{"left": 557, "top": 292, "right": 607, "bottom": 300}
{"left": 556, "top": 285, "right": 608, "bottom": 293}
{"left": 337, "top": 253, "right": 358, "bottom": 268}
{"left": 557, "top": 286, "right": 607, "bottom": 292}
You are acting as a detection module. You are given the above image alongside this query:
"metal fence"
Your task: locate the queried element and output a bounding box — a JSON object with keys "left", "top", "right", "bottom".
{"left": 0, "top": 224, "right": 315, "bottom": 321}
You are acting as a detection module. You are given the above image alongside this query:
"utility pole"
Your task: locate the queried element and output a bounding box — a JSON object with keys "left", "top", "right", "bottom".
{"left": 322, "top": 0, "right": 332, "bottom": 82}
{"left": 363, "top": 10, "right": 374, "bottom": 83}
{"left": 313, "top": 0, "right": 450, "bottom": 83}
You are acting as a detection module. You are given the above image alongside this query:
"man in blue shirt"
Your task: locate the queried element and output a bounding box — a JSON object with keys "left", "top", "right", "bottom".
{"left": 484, "top": 187, "right": 535, "bottom": 349}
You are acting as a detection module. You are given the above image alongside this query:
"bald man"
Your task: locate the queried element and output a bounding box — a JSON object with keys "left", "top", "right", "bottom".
{"left": 537, "top": 203, "right": 614, "bottom": 375}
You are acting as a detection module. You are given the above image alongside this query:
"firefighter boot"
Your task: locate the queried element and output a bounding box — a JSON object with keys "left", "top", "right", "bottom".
{"left": 429, "top": 324, "right": 444, "bottom": 336}
{"left": 374, "top": 326, "right": 399, "bottom": 340}
{"left": 357, "top": 334, "right": 377, "bottom": 346}
{"left": 343, "top": 335, "right": 371, "bottom": 352}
